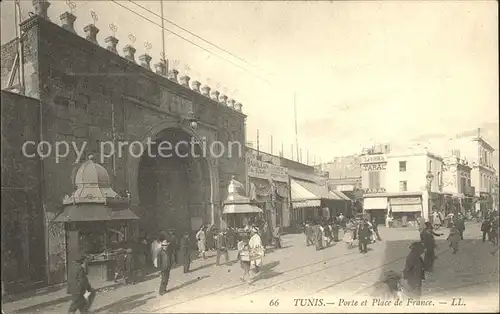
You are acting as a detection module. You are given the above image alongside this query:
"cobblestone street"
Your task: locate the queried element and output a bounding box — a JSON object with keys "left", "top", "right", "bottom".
{"left": 3, "top": 222, "right": 498, "bottom": 313}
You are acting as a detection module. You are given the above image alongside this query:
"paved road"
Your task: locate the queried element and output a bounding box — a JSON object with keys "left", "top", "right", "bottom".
{"left": 4, "top": 222, "right": 498, "bottom": 313}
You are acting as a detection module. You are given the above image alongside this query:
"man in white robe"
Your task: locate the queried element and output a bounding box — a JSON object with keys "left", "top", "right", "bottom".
{"left": 249, "top": 228, "right": 264, "bottom": 273}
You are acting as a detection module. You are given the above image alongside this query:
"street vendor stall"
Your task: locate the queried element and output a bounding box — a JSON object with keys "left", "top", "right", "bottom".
{"left": 53, "top": 156, "right": 139, "bottom": 284}
{"left": 222, "top": 176, "right": 263, "bottom": 229}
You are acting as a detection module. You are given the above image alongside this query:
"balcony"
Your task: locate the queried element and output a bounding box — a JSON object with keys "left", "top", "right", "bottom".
{"left": 464, "top": 186, "right": 475, "bottom": 196}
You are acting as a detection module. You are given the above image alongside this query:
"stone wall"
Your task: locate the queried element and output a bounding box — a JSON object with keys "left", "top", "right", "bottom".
{"left": 11, "top": 15, "right": 246, "bottom": 283}
{"left": 1, "top": 91, "right": 47, "bottom": 289}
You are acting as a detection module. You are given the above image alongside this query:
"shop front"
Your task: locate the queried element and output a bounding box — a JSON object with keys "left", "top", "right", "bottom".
{"left": 290, "top": 178, "right": 347, "bottom": 225}
{"left": 362, "top": 196, "right": 387, "bottom": 225}
{"left": 246, "top": 156, "right": 289, "bottom": 229}
{"left": 388, "top": 195, "right": 423, "bottom": 227}
{"left": 53, "top": 157, "right": 139, "bottom": 285}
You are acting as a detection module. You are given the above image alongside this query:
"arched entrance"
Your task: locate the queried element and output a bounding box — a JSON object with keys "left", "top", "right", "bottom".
{"left": 133, "top": 124, "right": 214, "bottom": 236}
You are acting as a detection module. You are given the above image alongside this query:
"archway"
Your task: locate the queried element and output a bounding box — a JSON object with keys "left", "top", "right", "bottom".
{"left": 135, "top": 126, "right": 213, "bottom": 236}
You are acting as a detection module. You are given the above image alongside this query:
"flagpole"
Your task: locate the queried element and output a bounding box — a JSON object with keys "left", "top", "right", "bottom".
{"left": 160, "top": 0, "right": 168, "bottom": 73}
{"left": 294, "top": 92, "right": 299, "bottom": 162}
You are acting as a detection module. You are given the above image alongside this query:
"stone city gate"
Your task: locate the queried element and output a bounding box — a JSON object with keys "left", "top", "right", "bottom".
{"left": 1, "top": 3, "right": 246, "bottom": 285}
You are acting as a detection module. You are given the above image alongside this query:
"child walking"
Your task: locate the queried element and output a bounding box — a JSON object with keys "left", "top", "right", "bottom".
{"left": 237, "top": 235, "right": 251, "bottom": 283}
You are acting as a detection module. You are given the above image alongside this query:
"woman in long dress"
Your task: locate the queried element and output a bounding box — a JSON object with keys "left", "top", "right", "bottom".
{"left": 248, "top": 228, "right": 264, "bottom": 274}
{"left": 343, "top": 220, "right": 355, "bottom": 248}
{"left": 196, "top": 226, "right": 207, "bottom": 259}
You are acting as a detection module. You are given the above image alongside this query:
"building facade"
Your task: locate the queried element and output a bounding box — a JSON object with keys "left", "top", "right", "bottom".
{"left": 442, "top": 155, "right": 474, "bottom": 214}
{"left": 1, "top": 5, "right": 246, "bottom": 288}
{"left": 362, "top": 147, "right": 445, "bottom": 225}
{"left": 447, "top": 135, "right": 496, "bottom": 213}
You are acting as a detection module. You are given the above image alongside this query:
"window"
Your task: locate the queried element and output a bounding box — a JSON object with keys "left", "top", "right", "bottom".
{"left": 399, "top": 181, "right": 407, "bottom": 191}
{"left": 399, "top": 161, "right": 407, "bottom": 172}
{"left": 368, "top": 171, "right": 381, "bottom": 189}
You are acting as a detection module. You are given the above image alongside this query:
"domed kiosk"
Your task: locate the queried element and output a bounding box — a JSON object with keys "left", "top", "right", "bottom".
{"left": 222, "top": 176, "right": 262, "bottom": 228}
{"left": 54, "top": 156, "right": 139, "bottom": 283}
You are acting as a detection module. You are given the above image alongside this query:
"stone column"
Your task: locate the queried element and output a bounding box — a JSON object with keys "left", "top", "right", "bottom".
{"left": 60, "top": 12, "right": 76, "bottom": 34}
{"left": 219, "top": 95, "right": 228, "bottom": 105}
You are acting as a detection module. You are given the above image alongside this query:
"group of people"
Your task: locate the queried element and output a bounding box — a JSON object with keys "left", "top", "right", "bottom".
{"left": 303, "top": 215, "right": 382, "bottom": 254}
{"left": 481, "top": 212, "right": 499, "bottom": 255}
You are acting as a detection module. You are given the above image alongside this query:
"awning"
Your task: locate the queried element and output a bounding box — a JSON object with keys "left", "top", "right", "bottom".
{"left": 363, "top": 197, "right": 387, "bottom": 210}
{"left": 293, "top": 199, "right": 321, "bottom": 208}
{"left": 332, "top": 191, "right": 352, "bottom": 201}
{"left": 290, "top": 179, "right": 319, "bottom": 202}
{"left": 292, "top": 179, "right": 343, "bottom": 200}
{"left": 53, "top": 204, "right": 139, "bottom": 222}
{"left": 223, "top": 203, "right": 263, "bottom": 214}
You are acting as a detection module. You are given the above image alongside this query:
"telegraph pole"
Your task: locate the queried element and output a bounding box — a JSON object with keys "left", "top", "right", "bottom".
{"left": 294, "top": 92, "right": 299, "bottom": 161}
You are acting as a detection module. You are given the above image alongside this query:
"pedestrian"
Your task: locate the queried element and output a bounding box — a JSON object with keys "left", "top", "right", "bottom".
{"left": 447, "top": 222, "right": 461, "bottom": 254}
{"left": 371, "top": 217, "right": 382, "bottom": 241}
{"left": 358, "top": 222, "right": 372, "bottom": 254}
{"left": 361, "top": 270, "right": 402, "bottom": 301}
{"left": 114, "top": 250, "right": 126, "bottom": 283}
{"left": 313, "top": 222, "right": 323, "bottom": 251}
{"left": 343, "top": 220, "right": 355, "bottom": 248}
{"left": 332, "top": 218, "right": 340, "bottom": 242}
{"left": 151, "top": 235, "right": 162, "bottom": 268}
{"left": 180, "top": 231, "right": 191, "bottom": 273}
{"left": 490, "top": 217, "right": 498, "bottom": 245}
{"left": 124, "top": 248, "right": 136, "bottom": 284}
{"left": 420, "top": 222, "right": 444, "bottom": 273}
{"left": 196, "top": 225, "right": 207, "bottom": 259}
{"left": 402, "top": 242, "right": 426, "bottom": 299}
{"left": 249, "top": 228, "right": 264, "bottom": 274}
{"left": 216, "top": 229, "right": 229, "bottom": 266}
{"left": 237, "top": 234, "right": 251, "bottom": 283}
{"left": 481, "top": 217, "right": 492, "bottom": 243}
{"left": 417, "top": 216, "right": 425, "bottom": 233}
{"left": 272, "top": 226, "right": 282, "bottom": 249}
{"left": 157, "top": 240, "right": 173, "bottom": 296}
{"left": 305, "top": 221, "right": 313, "bottom": 246}
{"left": 167, "top": 230, "right": 179, "bottom": 265}
{"left": 67, "top": 254, "right": 96, "bottom": 314}
{"left": 454, "top": 213, "right": 466, "bottom": 240}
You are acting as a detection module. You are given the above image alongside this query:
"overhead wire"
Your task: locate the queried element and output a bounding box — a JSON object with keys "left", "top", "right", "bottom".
{"left": 128, "top": 0, "right": 263, "bottom": 72}
{"left": 110, "top": 0, "right": 271, "bottom": 85}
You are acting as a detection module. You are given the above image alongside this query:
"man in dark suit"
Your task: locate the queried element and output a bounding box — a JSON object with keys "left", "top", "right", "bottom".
{"left": 157, "top": 240, "right": 173, "bottom": 296}
{"left": 216, "top": 229, "right": 229, "bottom": 266}
{"left": 180, "top": 232, "right": 191, "bottom": 273}
{"left": 67, "top": 254, "right": 95, "bottom": 313}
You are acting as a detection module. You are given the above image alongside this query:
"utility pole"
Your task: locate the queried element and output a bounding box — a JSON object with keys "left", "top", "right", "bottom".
{"left": 294, "top": 92, "right": 299, "bottom": 161}
{"left": 160, "top": 0, "right": 168, "bottom": 73}
{"left": 257, "top": 129, "right": 260, "bottom": 155}
{"left": 270, "top": 135, "right": 273, "bottom": 156}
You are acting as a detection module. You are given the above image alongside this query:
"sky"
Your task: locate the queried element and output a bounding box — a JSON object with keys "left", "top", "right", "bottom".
{"left": 1, "top": 0, "right": 498, "bottom": 164}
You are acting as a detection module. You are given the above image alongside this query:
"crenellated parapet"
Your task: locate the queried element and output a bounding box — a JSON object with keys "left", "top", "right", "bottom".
{"left": 26, "top": 0, "right": 246, "bottom": 113}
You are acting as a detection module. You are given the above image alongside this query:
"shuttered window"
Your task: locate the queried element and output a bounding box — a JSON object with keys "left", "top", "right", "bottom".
{"left": 368, "top": 171, "right": 380, "bottom": 189}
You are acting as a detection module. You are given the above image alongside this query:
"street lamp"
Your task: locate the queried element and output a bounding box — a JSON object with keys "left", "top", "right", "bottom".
{"left": 181, "top": 110, "right": 198, "bottom": 130}
{"left": 426, "top": 170, "right": 434, "bottom": 220}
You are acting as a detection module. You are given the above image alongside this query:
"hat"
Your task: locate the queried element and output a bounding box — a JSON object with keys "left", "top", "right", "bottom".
{"left": 161, "top": 240, "right": 169, "bottom": 246}
{"left": 409, "top": 242, "right": 425, "bottom": 251}
{"left": 126, "top": 248, "right": 132, "bottom": 253}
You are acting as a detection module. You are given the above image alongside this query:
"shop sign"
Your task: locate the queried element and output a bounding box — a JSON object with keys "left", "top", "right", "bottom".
{"left": 363, "top": 188, "right": 386, "bottom": 194}
{"left": 361, "top": 155, "right": 387, "bottom": 164}
{"left": 390, "top": 197, "right": 421, "bottom": 205}
{"left": 246, "top": 157, "right": 288, "bottom": 182}
{"left": 361, "top": 163, "right": 386, "bottom": 171}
